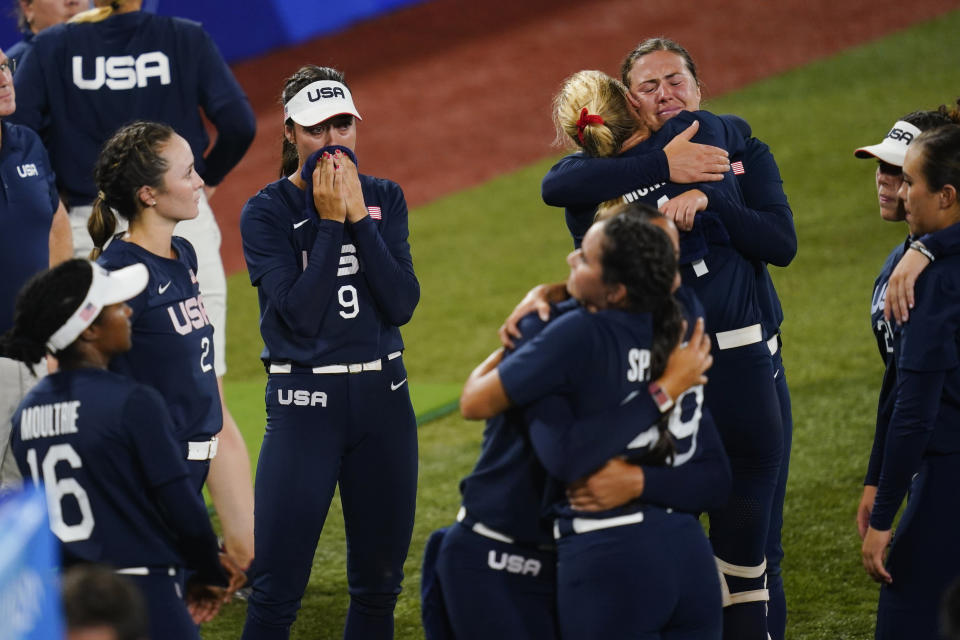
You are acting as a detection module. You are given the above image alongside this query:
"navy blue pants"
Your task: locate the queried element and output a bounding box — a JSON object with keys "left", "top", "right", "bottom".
{"left": 704, "top": 341, "right": 782, "bottom": 640}
{"left": 429, "top": 523, "right": 558, "bottom": 640}
{"left": 766, "top": 345, "right": 792, "bottom": 640}
{"left": 556, "top": 509, "right": 722, "bottom": 639}
{"left": 242, "top": 357, "right": 418, "bottom": 640}
{"left": 876, "top": 453, "right": 960, "bottom": 640}
{"left": 126, "top": 568, "right": 197, "bottom": 640}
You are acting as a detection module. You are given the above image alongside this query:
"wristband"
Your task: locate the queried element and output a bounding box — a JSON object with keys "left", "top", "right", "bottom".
{"left": 909, "top": 240, "right": 936, "bottom": 263}
{"left": 648, "top": 382, "right": 674, "bottom": 413}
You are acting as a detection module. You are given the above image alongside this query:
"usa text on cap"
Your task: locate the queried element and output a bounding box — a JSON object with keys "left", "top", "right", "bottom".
{"left": 854, "top": 120, "right": 922, "bottom": 167}
{"left": 284, "top": 81, "right": 362, "bottom": 127}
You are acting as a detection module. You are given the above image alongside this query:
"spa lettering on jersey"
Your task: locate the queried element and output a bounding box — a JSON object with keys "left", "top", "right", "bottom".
{"left": 487, "top": 551, "right": 541, "bottom": 576}
{"left": 72, "top": 52, "right": 171, "bottom": 90}
{"left": 167, "top": 295, "right": 211, "bottom": 335}
{"left": 277, "top": 390, "right": 328, "bottom": 407}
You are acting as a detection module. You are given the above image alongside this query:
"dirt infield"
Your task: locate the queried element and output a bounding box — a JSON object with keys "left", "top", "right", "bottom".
{"left": 214, "top": 0, "right": 959, "bottom": 274}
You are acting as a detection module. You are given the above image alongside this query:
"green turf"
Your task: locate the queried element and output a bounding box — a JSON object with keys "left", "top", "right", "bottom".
{"left": 205, "top": 11, "right": 960, "bottom": 638}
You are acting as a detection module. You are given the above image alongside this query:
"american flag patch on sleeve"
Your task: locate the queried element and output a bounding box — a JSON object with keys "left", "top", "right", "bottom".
{"left": 367, "top": 206, "right": 382, "bottom": 220}
{"left": 731, "top": 161, "right": 745, "bottom": 175}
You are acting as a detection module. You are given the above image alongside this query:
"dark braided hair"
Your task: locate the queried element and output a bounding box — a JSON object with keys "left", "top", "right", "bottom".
{"left": 0, "top": 259, "right": 94, "bottom": 373}
{"left": 601, "top": 212, "right": 683, "bottom": 465}
{"left": 87, "top": 121, "right": 175, "bottom": 260}
{"left": 279, "top": 65, "right": 354, "bottom": 178}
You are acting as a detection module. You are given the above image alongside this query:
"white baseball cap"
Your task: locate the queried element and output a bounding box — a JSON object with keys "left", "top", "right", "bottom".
{"left": 284, "top": 80, "right": 362, "bottom": 127}
{"left": 47, "top": 262, "right": 148, "bottom": 351}
{"left": 854, "top": 120, "right": 922, "bottom": 167}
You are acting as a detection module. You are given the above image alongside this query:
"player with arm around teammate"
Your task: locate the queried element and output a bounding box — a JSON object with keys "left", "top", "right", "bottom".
{"left": 521, "top": 67, "right": 781, "bottom": 640}
{"left": 537, "top": 39, "right": 796, "bottom": 639}
{"left": 461, "top": 212, "right": 730, "bottom": 639}
{"left": 239, "top": 65, "right": 419, "bottom": 640}
{"left": 425, "top": 205, "right": 724, "bottom": 640}
{"left": 0, "top": 258, "right": 231, "bottom": 638}
{"left": 860, "top": 124, "right": 960, "bottom": 639}
{"left": 850, "top": 108, "right": 959, "bottom": 543}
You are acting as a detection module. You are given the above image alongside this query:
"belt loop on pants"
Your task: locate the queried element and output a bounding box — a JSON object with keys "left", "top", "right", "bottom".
{"left": 766, "top": 334, "right": 779, "bottom": 356}
{"left": 714, "top": 323, "right": 763, "bottom": 350}
{"left": 186, "top": 436, "right": 219, "bottom": 461}
{"left": 457, "top": 506, "right": 516, "bottom": 544}
{"left": 268, "top": 351, "right": 403, "bottom": 374}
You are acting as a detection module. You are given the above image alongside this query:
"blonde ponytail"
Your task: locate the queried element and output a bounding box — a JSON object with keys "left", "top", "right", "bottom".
{"left": 87, "top": 196, "right": 117, "bottom": 260}
{"left": 553, "top": 70, "right": 639, "bottom": 157}
{"left": 69, "top": 1, "right": 130, "bottom": 24}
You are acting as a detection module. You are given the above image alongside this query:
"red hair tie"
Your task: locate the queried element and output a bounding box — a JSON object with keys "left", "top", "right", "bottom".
{"left": 576, "top": 107, "right": 604, "bottom": 143}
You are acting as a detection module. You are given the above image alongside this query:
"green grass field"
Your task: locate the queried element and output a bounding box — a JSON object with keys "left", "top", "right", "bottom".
{"left": 204, "top": 12, "right": 960, "bottom": 638}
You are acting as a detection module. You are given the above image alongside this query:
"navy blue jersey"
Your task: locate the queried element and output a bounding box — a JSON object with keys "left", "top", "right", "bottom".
{"left": 98, "top": 236, "right": 221, "bottom": 445}
{"left": 864, "top": 239, "right": 908, "bottom": 486}
{"left": 0, "top": 121, "right": 59, "bottom": 333}
{"left": 11, "top": 11, "right": 254, "bottom": 204}
{"left": 458, "top": 299, "right": 580, "bottom": 546}
{"left": 918, "top": 220, "right": 960, "bottom": 259}
{"left": 524, "top": 287, "right": 729, "bottom": 516}
{"left": 729, "top": 134, "right": 796, "bottom": 337}
{"left": 11, "top": 368, "right": 192, "bottom": 567}
{"left": 871, "top": 253, "right": 960, "bottom": 530}
{"left": 241, "top": 174, "right": 419, "bottom": 366}
{"left": 499, "top": 306, "right": 719, "bottom": 523}
{"left": 541, "top": 111, "right": 763, "bottom": 336}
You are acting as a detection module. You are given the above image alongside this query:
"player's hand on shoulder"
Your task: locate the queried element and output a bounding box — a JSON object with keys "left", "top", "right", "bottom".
{"left": 336, "top": 150, "right": 368, "bottom": 223}
{"left": 312, "top": 151, "right": 347, "bottom": 222}
{"left": 663, "top": 120, "right": 729, "bottom": 184}
{"left": 661, "top": 189, "right": 707, "bottom": 231}
{"left": 884, "top": 247, "right": 930, "bottom": 324}
{"left": 498, "top": 282, "right": 568, "bottom": 349}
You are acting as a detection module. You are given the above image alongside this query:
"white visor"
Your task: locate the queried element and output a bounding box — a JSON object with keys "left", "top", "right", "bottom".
{"left": 284, "top": 80, "right": 362, "bottom": 126}
{"left": 854, "top": 120, "right": 922, "bottom": 167}
{"left": 46, "top": 262, "right": 148, "bottom": 352}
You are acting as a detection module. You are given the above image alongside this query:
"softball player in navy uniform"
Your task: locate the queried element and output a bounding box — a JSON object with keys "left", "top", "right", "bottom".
{"left": 539, "top": 39, "right": 797, "bottom": 638}
{"left": 851, "top": 109, "right": 959, "bottom": 543}
{"left": 462, "top": 213, "right": 729, "bottom": 638}
{"left": 535, "top": 68, "right": 782, "bottom": 640}
{"left": 239, "top": 65, "right": 419, "bottom": 640}
{"left": 0, "top": 259, "right": 232, "bottom": 639}
{"left": 85, "top": 121, "right": 222, "bottom": 494}
{"left": 860, "top": 125, "right": 960, "bottom": 639}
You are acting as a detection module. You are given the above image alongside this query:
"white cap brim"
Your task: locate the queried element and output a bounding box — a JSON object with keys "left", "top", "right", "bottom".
{"left": 284, "top": 80, "right": 362, "bottom": 127}
{"left": 46, "top": 262, "right": 148, "bottom": 352}
{"left": 854, "top": 120, "right": 922, "bottom": 167}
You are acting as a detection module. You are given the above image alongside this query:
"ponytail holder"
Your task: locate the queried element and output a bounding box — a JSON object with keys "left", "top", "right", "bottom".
{"left": 97, "top": 191, "right": 106, "bottom": 202}
{"left": 576, "top": 107, "right": 604, "bottom": 144}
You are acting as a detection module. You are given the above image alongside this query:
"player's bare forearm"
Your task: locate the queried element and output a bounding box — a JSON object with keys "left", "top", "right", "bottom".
{"left": 460, "top": 348, "right": 510, "bottom": 420}
{"left": 206, "top": 381, "right": 255, "bottom": 571}
{"left": 49, "top": 202, "right": 73, "bottom": 265}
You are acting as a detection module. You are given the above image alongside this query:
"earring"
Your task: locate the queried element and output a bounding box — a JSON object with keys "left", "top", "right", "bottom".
{"left": 150, "top": 200, "right": 157, "bottom": 206}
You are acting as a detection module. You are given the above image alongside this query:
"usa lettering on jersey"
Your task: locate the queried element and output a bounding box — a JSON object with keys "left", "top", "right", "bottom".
{"left": 72, "top": 52, "right": 171, "bottom": 90}
{"left": 16, "top": 163, "right": 38, "bottom": 178}
{"left": 277, "top": 389, "right": 328, "bottom": 407}
{"left": 487, "top": 550, "right": 541, "bottom": 576}
{"left": 167, "top": 295, "right": 211, "bottom": 335}
{"left": 19, "top": 401, "right": 81, "bottom": 440}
